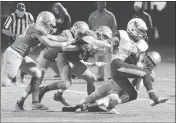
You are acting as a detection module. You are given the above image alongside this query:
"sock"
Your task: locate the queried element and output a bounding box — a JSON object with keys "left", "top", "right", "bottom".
{"left": 30, "top": 77, "right": 40, "bottom": 103}
{"left": 143, "top": 73, "right": 153, "bottom": 91}
{"left": 18, "top": 85, "right": 32, "bottom": 104}
{"left": 143, "top": 73, "right": 158, "bottom": 100}
{"left": 148, "top": 91, "right": 158, "bottom": 101}
{"left": 18, "top": 97, "right": 25, "bottom": 105}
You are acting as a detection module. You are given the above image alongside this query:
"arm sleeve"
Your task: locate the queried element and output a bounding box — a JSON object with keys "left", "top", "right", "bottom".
{"left": 35, "top": 25, "right": 47, "bottom": 36}
{"left": 3, "top": 15, "right": 12, "bottom": 29}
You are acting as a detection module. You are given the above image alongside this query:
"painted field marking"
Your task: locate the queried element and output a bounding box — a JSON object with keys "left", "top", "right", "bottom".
{"left": 156, "top": 78, "right": 175, "bottom": 82}
{"left": 14, "top": 77, "right": 175, "bottom": 104}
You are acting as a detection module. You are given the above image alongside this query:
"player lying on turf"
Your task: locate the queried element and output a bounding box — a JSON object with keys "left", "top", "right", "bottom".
{"left": 62, "top": 18, "right": 169, "bottom": 113}
{"left": 1, "top": 11, "right": 77, "bottom": 110}
{"left": 37, "top": 25, "right": 113, "bottom": 106}
{"left": 15, "top": 22, "right": 112, "bottom": 111}
{"left": 62, "top": 51, "right": 167, "bottom": 114}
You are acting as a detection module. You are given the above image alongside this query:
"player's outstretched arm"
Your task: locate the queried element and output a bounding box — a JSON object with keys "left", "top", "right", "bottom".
{"left": 36, "top": 34, "right": 73, "bottom": 48}
{"left": 62, "top": 45, "right": 79, "bottom": 51}
{"left": 81, "top": 36, "right": 111, "bottom": 49}
{"left": 47, "top": 34, "right": 70, "bottom": 42}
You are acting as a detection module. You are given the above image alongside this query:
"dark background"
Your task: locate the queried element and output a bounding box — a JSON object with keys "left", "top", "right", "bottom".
{"left": 1, "top": 1, "right": 175, "bottom": 49}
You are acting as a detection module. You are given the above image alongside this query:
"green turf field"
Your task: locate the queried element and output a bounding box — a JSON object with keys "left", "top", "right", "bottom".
{"left": 1, "top": 45, "right": 175, "bottom": 122}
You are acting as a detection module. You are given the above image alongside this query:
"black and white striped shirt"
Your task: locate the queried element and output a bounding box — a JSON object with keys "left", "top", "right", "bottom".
{"left": 3, "top": 12, "right": 34, "bottom": 35}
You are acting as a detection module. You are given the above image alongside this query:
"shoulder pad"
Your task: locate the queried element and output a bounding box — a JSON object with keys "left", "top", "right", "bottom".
{"left": 34, "top": 24, "right": 48, "bottom": 36}
{"left": 137, "top": 40, "right": 148, "bottom": 52}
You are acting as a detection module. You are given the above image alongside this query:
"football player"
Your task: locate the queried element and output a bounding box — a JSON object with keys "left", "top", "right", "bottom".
{"left": 15, "top": 22, "right": 112, "bottom": 110}
{"left": 62, "top": 51, "right": 167, "bottom": 114}
{"left": 37, "top": 25, "right": 113, "bottom": 106}
{"left": 62, "top": 18, "right": 168, "bottom": 113}
{"left": 2, "top": 11, "right": 76, "bottom": 111}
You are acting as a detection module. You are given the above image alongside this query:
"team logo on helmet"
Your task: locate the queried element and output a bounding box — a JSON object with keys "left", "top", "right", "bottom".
{"left": 36, "top": 11, "right": 56, "bottom": 34}
{"left": 127, "top": 18, "right": 147, "bottom": 41}
{"left": 142, "top": 51, "right": 161, "bottom": 71}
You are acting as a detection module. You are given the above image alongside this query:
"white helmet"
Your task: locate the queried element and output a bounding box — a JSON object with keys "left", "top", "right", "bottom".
{"left": 95, "top": 26, "right": 112, "bottom": 40}
{"left": 71, "top": 21, "right": 89, "bottom": 39}
{"left": 36, "top": 11, "right": 56, "bottom": 34}
{"left": 142, "top": 51, "right": 161, "bottom": 71}
{"left": 127, "top": 18, "right": 147, "bottom": 41}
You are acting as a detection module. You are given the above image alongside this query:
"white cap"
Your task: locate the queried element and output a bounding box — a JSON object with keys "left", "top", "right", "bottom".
{"left": 134, "top": 2, "right": 143, "bottom": 8}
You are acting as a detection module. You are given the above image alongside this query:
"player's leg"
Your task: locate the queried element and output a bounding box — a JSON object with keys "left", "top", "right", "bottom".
{"left": 16, "top": 51, "right": 50, "bottom": 106}
{"left": 72, "top": 61, "right": 96, "bottom": 95}
{"left": 39, "top": 53, "right": 72, "bottom": 106}
{"left": 49, "top": 61, "right": 60, "bottom": 76}
{"left": 1, "top": 47, "right": 23, "bottom": 87}
{"left": 50, "top": 61, "right": 60, "bottom": 77}
{"left": 96, "top": 55, "right": 105, "bottom": 81}
{"left": 20, "top": 71, "right": 27, "bottom": 83}
{"left": 111, "top": 59, "right": 168, "bottom": 106}
{"left": 16, "top": 56, "right": 48, "bottom": 111}
{"left": 62, "top": 81, "right": 114, "bottom": 112}
{"left": 80, "top": 81, "right": 115, "bottom": 105}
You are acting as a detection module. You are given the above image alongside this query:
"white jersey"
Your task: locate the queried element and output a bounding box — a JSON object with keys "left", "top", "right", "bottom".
{"left": 111, "top": 30, "right": 148, "bottom": 61}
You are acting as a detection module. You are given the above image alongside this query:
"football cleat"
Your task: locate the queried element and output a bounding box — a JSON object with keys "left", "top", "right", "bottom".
{"left": 62, "top": 106, "right": 78, "bottom": 112}
{"left": 31, "top": 102, "right": 49, "bottom": 110}
{"left": 150, "top": 97, "right": 169, "bottom": 106}
{"left": 15, "top": 101, "right": 25, "bottom": 111}
{"left": 53, "top": 93, "right": 71, "bottom": 106}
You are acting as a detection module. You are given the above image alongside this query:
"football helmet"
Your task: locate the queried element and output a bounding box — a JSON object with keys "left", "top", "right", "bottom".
{"left": 36, "top": 11, "right": 56, "bottom": 34}
{"left": 95, "top": 26, "right": 112, "bottom": 40}
{"left": 142, "top": 51, "right": 161, "bottom": 71}
{"left": 127, "top": 18, "right": 147, "bottom": 41}
{"left": 71, "top": 21, "right": 89, "bottom": 39}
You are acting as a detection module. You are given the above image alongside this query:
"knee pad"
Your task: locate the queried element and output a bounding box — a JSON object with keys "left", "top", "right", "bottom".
{"left": 33, "top": 68, "right": 42, "bottom": 78}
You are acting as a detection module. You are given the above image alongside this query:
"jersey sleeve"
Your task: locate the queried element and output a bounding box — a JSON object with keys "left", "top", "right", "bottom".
{"left": 34, "top": 24, "right": 48, "bottom": 36}
{"left": 60, "top": 30, "right": 72, "bottom": 38}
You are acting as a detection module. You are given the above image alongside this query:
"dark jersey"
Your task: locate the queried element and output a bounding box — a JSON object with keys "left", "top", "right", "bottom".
{"left": 10, "top": 23, "right": 47, "bottom": 57}
{"left": 44, "top": 29, "right": 97, "bottom": 62}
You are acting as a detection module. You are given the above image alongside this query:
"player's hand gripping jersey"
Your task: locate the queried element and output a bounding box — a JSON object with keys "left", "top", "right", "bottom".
{"left": 111, "top": 30, "right": 148, "bottom": 62}
{"left": 10, "top": 23, "right": 48, "bottom": 57}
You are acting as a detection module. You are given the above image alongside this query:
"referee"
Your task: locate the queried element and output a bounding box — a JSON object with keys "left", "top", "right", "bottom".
{"left": 2, "top": 3, "right": 34, "bottom": 84}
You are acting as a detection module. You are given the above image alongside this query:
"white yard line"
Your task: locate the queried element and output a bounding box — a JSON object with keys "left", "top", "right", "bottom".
{"left": 15, "top": 77, "right": 175, "bottom": 104}
{"left": 156, "top": 78, "right": 175, "bottom": 81}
